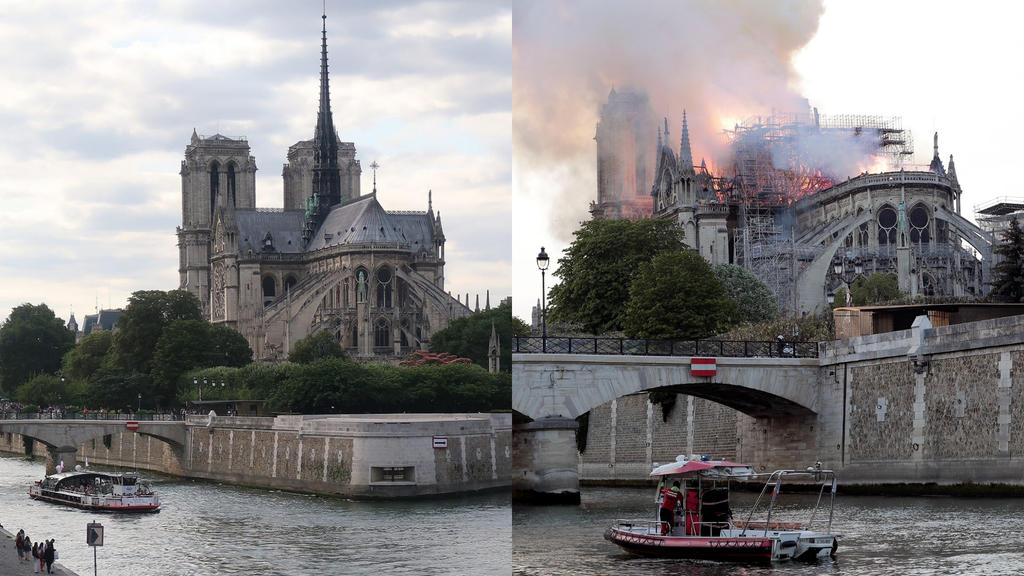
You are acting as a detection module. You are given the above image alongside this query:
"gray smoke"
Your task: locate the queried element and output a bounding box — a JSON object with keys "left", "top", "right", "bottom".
{"left": 515, "top": 0, "right": 827, "bottom": 239}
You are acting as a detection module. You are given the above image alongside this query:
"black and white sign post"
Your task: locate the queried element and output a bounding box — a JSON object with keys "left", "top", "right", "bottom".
{"left": 86, "top": 521, "right": 103, "bottom": 576}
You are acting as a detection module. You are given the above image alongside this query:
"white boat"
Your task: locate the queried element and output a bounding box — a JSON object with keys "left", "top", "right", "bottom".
{"left": 29, "top": 470, "right": 160, "bottom": 512}
{"left": 604, "top": 456, "right": 838, "bottom": 562}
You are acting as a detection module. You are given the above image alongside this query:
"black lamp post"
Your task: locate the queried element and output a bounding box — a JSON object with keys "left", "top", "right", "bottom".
{"left": 137, "top": 393, "right": 142, "bottom": 414}
{"left": 536, "top": 246, "right": 549, "bottom": 352}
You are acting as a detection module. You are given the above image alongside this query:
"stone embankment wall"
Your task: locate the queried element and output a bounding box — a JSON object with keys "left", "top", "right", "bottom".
{"left": 823, "top": 315, "right": 1024, "bottom": 484}
{"left": 1, "top": 413, "right": 512, "bottom": 497}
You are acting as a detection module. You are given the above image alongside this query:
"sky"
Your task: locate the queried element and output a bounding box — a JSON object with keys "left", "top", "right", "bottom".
{"left": 511, "top": 0, "right": 1024, "bottom": 323}
{"left": 0, "top": 0, "right": 511, "bottom": 326}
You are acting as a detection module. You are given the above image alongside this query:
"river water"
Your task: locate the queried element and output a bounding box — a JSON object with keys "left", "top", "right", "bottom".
{"left": 0, "top": 454, "right": 511, "bottom": 575}
{"left": 513, "top": 485, "right": 1024, "bottom": 576}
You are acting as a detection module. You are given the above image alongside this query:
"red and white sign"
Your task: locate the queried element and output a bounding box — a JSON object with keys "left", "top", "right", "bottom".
{"left": 690, "top": 358, "right": 717, "bottom": 377}
{"left": 432, "top": 436, "right": 448, "bottom": 449}
{"left": 125, "top": 421, "right": 139, "bottom": 431}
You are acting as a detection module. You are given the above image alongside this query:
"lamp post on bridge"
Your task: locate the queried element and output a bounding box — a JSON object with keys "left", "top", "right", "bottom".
{"left": 536, "top": 246, "right": 549, "bottom": 353}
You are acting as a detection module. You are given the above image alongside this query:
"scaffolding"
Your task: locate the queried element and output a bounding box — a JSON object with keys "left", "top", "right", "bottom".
{"left": 724, "top": 110, "right": 914, "bottom": 312}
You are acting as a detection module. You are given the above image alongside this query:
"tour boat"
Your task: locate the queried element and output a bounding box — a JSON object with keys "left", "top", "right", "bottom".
{"left": 604, "top": 456, "right": 838, "bottom": 562}
{"left": 29, "top": 470, "right": 160, "bottom": 512}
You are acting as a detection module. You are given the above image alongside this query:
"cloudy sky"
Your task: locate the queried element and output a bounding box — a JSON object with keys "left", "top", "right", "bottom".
{"left": 512, "top": 0, "right": 1024, "bottom": 323}
{"left": 0, "top": 0, "right": 510, "bottom": 326}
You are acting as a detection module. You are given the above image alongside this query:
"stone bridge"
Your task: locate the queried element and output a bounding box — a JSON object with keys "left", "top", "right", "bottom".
{"left": 514, "top": 354, "right": 821, "bottom": 420}
{"left": 512, "top": 353, "right": 826, "bottom": 503}
{"left": 0, "top": 419, "right": 187, "bottom": 474}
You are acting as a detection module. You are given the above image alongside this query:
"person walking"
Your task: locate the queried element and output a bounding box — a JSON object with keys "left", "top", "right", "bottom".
{"left": 37, "top": 539, "right": 46, "bottom": 573}
{"left": 43, "top": 539, "right": 55, "bottom": 574}
{"left": 31, "top": 542, "right": 40, "bottom": 573}
{"left": 22, "top": 534, "right": 32, "bottom": 564}
{"left": 15, "top": 529, "right": 24, "bottom": 561}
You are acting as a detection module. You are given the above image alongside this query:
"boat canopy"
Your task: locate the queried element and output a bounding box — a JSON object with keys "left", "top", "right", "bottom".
{"left": 650, "top": 457, "right": 756, "bottom": 479}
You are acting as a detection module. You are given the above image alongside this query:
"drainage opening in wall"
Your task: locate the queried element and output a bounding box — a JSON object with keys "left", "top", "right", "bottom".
{"left": 371, "top": 466, "right": 415, "bottom": 483}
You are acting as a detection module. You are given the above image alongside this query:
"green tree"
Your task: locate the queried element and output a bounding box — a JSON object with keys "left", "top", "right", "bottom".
{"left": 428, "top": 300, "right": 518, "bottom": 372}
{"left": 713, "top": 264, "right": 777, "bottom": 323}
{"left": 110, "top": 290, "right": 202, "bottom": 375}
{"left": 14, "top": 373, "right": 68, "bottom": 407}
{"left": 152, "top": 321, "right": 252, "bottom": 406}
{"left": 61, "top": 331, "right": 113, "bottom": 382}
{"left": 849, "top": 274, "right": 903, "bottom": 306}
{"left": 548, "top": 218, "right": 687, "bottom": 334}
{"left": 623, "top": 251, "right": 737, "bottom": 339}
{"left": 208, "top": 325, "right": 253, "bottom": 367}
{"left": 989, "top": 216, "right": 1024, "bottom": 302}
{"left": 0, "top": 303, "right": 75, "bottom": 394}
{"left": 87, "top": 365, "right": 144, "bottom": 411}
{"left": 288, "top": 330, "right": 346, "bottom": 364}
{"left": 831, "top": 286, "right": 851, "bottom": 309}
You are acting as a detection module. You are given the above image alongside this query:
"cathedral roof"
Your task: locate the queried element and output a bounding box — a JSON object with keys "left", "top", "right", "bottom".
{"left": 236, "top": 210, "right": 306, "bottom": 254}
{"left": 305, "top": 194, "right": 410, "bottom": 251}
{"left": 388, "top": 211, "right": 436, "bottom": 254}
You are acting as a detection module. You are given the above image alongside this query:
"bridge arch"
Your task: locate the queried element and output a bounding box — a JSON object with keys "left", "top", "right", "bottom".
{"left": 513, "top": 354, "right": 820, "bottom": 421}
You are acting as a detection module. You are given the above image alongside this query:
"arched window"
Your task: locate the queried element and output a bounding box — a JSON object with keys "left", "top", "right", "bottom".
{"left": 342, "top": 278, "right": 350, "bottom": 308}
{"left": 285, "top": 275, "right": 298, "bottom": 293}
{"left": 909, "top": 204, "right": 930, "bottom": 244}
{"left": 877, "top": 205, "right": 897, "bottom": 245}
{"left": 209, "top": 161, "right": 220, "bottom": 217}
{"left": 227, "top": 163, "right": 237, "bottom": 207}
{"left": 374, "top": 318, "right": 390, "bottom": 348}
{"left": 376, "top": 266, "right": 393, "bottom": 308}
{"left": 262, "top": 275, "right": 276, "bottom": 306}
{"left": 350, "top": 324, "right": 358, "bottom": 348}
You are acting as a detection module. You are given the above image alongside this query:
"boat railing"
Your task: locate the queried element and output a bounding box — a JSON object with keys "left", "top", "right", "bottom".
{"left": 612, "top": 519, "right": 669, "bottom": 536}
{"left": 739, "top": 468, "right": 837, "bottom": 537}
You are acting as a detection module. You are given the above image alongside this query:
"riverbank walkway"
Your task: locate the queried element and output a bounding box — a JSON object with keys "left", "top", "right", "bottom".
{"left": 0, "top": 526, "right": 79, "bottom": 575}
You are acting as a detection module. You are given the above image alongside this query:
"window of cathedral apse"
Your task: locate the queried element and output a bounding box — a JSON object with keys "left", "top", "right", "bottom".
{"left": 285, "top": 275, "right": 298, "bottom": 293}
{"left": 376, "top": 267, "right": 393, "bottom": 308}
{"left": 374, "top": 318, "right": 390, "bottom": 348}
{"left": 342, "top": 278, "right": 350, "bottom": 308}
{"left": 877, "top": 205, "right": 897, "bottom": 245}
{"left": 909, "top": 204, "right": 930, "bottom": 244}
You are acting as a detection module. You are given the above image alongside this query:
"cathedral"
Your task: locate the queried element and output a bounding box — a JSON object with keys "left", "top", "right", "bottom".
{"left": 176, "top": 14, "right": 470, "bottom": 362}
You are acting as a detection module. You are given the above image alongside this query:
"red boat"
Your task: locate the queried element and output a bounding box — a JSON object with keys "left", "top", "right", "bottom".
{"left": 604, "top": 457, "right": 838, "bottom": 562}
{"left": 29, "top": 470, "right": 160, "bottom": 512}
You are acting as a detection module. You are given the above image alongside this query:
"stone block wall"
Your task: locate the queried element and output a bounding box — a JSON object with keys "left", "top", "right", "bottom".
{"left": 580, "top": 393, "right": 740, "bottom": 481}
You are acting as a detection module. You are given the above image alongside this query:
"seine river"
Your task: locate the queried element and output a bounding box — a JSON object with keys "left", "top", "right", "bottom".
{"left": 0, "top": 454, "right": 510, "bottom": 575}
{"left": 514, "top": 485, "right": 1024, "bottom": 576}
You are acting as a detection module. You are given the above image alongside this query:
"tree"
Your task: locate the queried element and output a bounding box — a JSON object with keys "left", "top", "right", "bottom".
{"left": 989, "top": 216, "right": 1024, "bottom": 302}
{"left": 14, "top": 373, "right": 67, "bottom": 407}
{"left": 713, "top": 264, "right": 777, "bottom": 323}
{"left": 548, "top": 218, "right": 687, "bottom": 334}
{"left": 0, "top": 303, "right": 75, "bottom": 394}
{"left": 61, "top": 331, "right": 113, "bottom": 382}
{"left": 110, "top": 290, "right": 202, "bottom": 375}
{"left": 623, "top": 251, "right": 737, "bottom": 339}
{"left": 152, "top": 321, "right": 253, "bottom": 406}
{"left": 288, "top": 330, "right": 345, "bottom": 364}
{"left": 427, "top": 300, "right": 519, "bottom": 372}
{"left": 849, "top": 274, "right": 903, "bottom": 306}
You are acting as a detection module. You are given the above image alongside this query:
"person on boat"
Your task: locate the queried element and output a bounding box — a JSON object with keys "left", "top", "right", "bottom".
{"left": 659, "top": 480, "right": 682, "bottom": 534}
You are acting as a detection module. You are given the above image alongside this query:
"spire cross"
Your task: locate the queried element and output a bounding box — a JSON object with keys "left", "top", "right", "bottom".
{"left": 370, "top": 160, "right": 380, "bottom": 193}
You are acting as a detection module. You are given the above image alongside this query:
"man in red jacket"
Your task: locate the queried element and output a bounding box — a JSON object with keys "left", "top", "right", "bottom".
{"left": 659, "top": 480, "right": 682, "bottom": 534}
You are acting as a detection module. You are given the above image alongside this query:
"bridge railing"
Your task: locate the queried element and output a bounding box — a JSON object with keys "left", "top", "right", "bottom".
{"left": 0, "top": 411, "right": 183, "bottom": 421}
{"left": 514, "top": 336, "right": 819, "bottom": 358}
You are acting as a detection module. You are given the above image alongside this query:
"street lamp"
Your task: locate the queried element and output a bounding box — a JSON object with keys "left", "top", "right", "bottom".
{"left": 536, "top": 246, "right": 549, "bottom": 351}
{"left": 137, "top": 393, "right": 142, "bottom": 414}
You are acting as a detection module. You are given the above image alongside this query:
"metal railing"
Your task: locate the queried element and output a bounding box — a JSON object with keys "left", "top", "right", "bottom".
{"left": 514, "top": 336, "right": 819, "bottom": 358}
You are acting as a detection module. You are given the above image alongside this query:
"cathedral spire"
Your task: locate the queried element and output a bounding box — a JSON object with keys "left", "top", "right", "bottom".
{"left": 679, "top": 109, "right": 693, "bottom": 170}
{"left": 303, "top": 10, "right": 344, "bottom": 246}
{"left": 928, "top": 131, "right": 946, "bottom": 176}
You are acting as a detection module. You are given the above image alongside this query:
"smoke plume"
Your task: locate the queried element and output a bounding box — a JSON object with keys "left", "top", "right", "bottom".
{"left": 514, "top": 0, "right": 826, "bottom": 239}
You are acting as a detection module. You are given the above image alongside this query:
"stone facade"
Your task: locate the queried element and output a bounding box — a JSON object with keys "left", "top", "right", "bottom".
{"left": 176, "top": 16, "right": 469, "bottom": 362}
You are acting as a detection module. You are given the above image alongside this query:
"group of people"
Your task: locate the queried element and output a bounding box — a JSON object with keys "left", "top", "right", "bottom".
{"left": 13, "top": 529, "right": 58, "bottom": 573}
